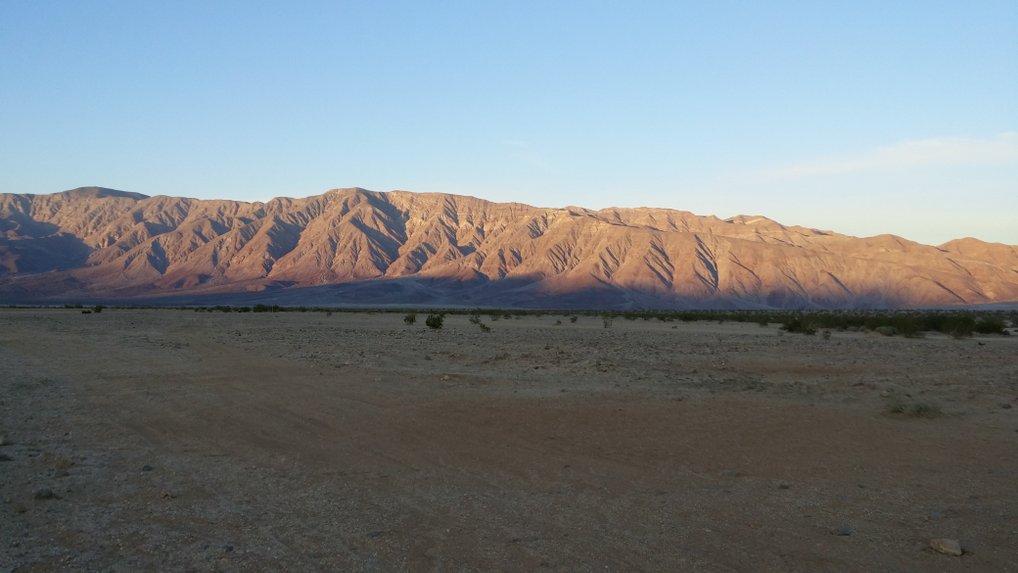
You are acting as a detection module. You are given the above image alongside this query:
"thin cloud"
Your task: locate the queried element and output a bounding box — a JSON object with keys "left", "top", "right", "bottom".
{"left": 764, "top": 132, "right": 1018, "bottom": 180}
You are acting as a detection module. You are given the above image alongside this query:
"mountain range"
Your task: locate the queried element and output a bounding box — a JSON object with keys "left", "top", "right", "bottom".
{"left": 1, "top": 186, "right": 1017, "bottom": 309}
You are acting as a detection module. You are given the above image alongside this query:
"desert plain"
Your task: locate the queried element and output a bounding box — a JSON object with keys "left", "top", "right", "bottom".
{"left": 1, "top": 308, "right": 1017, "bottom": 572}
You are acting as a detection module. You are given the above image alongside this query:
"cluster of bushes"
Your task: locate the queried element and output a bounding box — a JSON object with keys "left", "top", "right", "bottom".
{"left": 66, "top": 303, "right": 104, "bottom": 314}
{"left": 194, "top": 304, "right": 326, "bottom": 313}
{"left": 195, "top": 305, "right": 254, "bottom": 313}
{"left": 572, "top": 309, "right": 1011, "bottom": 337}
{"left": 776, "top": 311, "right": 1009, "bottom": 338}
{"left": 780, "top": 317, "right": 817, "bottom": 335}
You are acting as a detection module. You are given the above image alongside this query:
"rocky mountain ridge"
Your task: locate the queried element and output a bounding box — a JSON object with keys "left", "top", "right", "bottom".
{"left": 2, "top": 186, "right": 1017, "bottom": 308}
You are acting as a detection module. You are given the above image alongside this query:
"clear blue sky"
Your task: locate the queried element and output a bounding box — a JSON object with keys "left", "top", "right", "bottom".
{"left": 2, "top": 1, "right": 1016, "bottom": 245}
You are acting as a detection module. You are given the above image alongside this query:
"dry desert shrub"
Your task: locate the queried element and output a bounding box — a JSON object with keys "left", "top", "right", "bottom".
{"left": 887, "top": 400, "right": 942, "bottom": 418}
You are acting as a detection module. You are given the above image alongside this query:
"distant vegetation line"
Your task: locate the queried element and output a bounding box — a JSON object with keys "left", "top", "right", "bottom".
{"left": 12, "top": 303, "right": 1014, "bottom": 338}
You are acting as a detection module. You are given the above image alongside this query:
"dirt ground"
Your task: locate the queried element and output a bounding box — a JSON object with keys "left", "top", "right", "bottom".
{"left": 1, "top": 309, "right": 1017, "bottom": 572}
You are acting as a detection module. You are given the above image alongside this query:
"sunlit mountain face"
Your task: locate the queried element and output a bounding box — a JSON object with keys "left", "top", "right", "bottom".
{"left": 2, "top": 187, "right": 1017, "bottom": 309}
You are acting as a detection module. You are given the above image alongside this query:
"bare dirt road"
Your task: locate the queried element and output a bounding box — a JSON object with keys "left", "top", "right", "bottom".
{"left": 2, "top": 309, "right": 1017, "bottom": 571}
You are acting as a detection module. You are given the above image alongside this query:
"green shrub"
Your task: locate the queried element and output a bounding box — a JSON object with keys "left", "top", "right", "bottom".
{"left": 403, "top": 313, "right": 417, "bottom": 324}
{"left": 974, "top": 317, "right": 1007, "bottom": 335}
{"left": 425, "top": 313, "right": 444, "bottom": 329}
{"left": 781, "top": 317, "right": 817, "bottom": 335}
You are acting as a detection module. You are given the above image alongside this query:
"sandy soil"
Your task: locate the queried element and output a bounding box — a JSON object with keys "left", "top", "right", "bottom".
{"left": 1, "top": 309, "right": 1017, "bottom": 572}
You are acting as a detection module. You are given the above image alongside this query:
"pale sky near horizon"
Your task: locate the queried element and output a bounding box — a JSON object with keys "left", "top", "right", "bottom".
{"left": 2, "top": 1, "right": 1016, "bottom": 245}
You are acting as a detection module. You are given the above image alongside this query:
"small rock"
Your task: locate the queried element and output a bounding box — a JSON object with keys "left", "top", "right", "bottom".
{"left": 0, "top": 453, "right": 12, "bottom": 462}
{"left": 830, "top": 527, "right": 854, "bottom": 536}
{"left": 222, "top": 544, "right": 234, "bottom": 553}
{"left": 929, "top": 538, "right": 962, "bottom": 556}
{"left": 441, "top": 375, "right": 451, "bottom": 381}
{"left": 1002, "top": 403, "right": 1012, "bottom": 410}
{"left": 141, "top": 464, "right": 153, "bottom": 472}
{"left": 366, "top": 530, "right": 385, "bottom": 538}
{"left": 34, "top": 488, "right": 55, "bottom": 500}
{"left": 0, "top": 435, "right": 8, "bottom": 446}
{"left": 777, "top": 481, "right": 791, "bottom": 490}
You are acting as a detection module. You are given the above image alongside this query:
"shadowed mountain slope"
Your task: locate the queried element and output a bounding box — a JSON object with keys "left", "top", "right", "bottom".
{"left": 2, "top": 187, "right": 1017, "bottom": 308}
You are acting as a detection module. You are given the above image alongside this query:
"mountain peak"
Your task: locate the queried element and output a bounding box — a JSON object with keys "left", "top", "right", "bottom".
{"left": 60, "top": 186, "right": 149, "bottom": 200}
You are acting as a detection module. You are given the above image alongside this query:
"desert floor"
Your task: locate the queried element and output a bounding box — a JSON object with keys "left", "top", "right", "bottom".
{"left": 1, "top": 309, "right": 1017, "bottom": 572}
